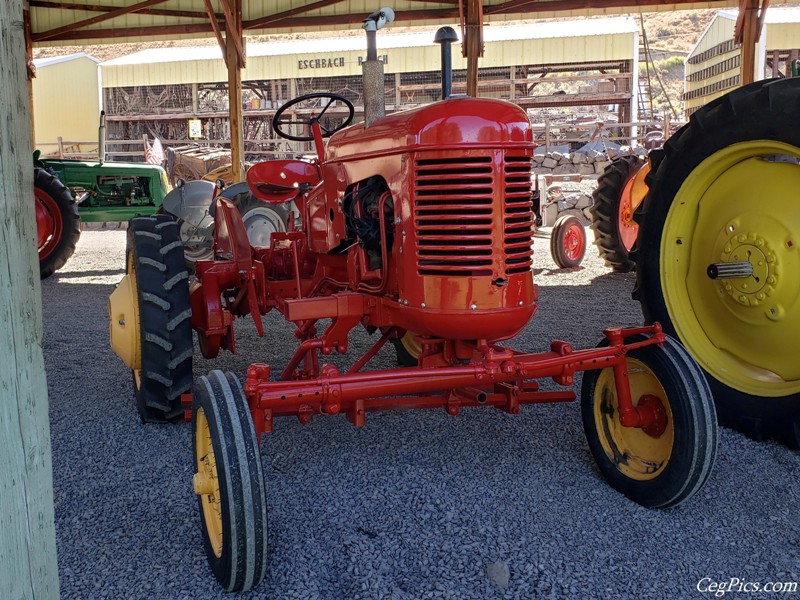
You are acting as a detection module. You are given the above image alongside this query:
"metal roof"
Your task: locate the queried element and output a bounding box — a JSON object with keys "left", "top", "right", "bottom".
{"left": 101, "top": 16, "right": 638, "bottom": 66}
{"left": 33, "top": 52, "right": 99, "bottom": 67}
{"left": 28, "top": 0, "right": 771, "bottom": 46}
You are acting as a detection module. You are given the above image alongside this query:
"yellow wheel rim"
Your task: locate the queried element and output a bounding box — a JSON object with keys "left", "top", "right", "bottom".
{"left": 194, "top": 407, "right": 223, "bottom": 558}
{"left": 400, "top": 331, "right": 422, "bottom": 359}
{"left": 593, "top": 358, "right": 674, "bottom": 481}
{"left": 660, "top": 141, "right": 800, "bottom": 397}
{"left": 109, "top": 251, "right": 142, "bottom": 371}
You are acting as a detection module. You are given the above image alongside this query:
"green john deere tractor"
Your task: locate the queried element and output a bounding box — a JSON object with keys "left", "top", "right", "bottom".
{"left": 33, "top": 112, "right": 170, "bottom": 278}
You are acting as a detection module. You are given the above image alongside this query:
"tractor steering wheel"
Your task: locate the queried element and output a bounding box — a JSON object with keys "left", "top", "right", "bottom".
{"left": 272, "top": 93, "right": 355, "bottom": 142}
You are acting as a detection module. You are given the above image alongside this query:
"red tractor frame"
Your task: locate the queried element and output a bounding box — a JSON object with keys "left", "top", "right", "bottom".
{"left": 110, "top": 17, "right": 717, "bottom": 593}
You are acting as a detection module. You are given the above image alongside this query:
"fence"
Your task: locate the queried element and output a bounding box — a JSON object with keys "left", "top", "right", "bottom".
{"left": 38, "top": 114, "right": 685, "bottom": 166}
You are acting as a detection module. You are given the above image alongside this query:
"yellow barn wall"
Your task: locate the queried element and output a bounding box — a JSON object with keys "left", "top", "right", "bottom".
{"left": 33, "top": 58, "right": 100, "bottom": 149}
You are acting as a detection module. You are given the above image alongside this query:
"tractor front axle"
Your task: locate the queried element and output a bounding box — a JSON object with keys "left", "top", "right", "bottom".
{"left": 242, "top": 324, "right": 666, "bottom": 439}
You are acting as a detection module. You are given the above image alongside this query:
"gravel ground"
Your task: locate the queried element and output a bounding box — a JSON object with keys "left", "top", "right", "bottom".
{"left": 43, "top": 227, "right": 799, "bottom": 600}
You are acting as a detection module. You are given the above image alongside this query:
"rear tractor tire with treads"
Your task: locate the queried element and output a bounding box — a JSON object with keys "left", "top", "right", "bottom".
{"left": 589, "top": 155, "right": 645, "bottom": 272}
{"left": 35, "top": 167, "right": 81, "bottom": 279}
{"left": 632, "top": 77, "right": 800, "bottom": 448}
{"left": 126, "top": 215, "right": 193, "bottom": 422}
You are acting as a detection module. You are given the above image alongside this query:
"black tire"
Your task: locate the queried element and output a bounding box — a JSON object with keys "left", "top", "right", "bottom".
{"left": 35, "top": 167, "right": 81, "bottom": 279}
{"left": 589, "top": 155, "right": 644, "bottom": 272}
{"left": 632, "top": 77, "right": 800, "bottom": 448}
{"left": 550, "top": 214, "right": 586, "bottom": 268}
{"left": 192, "top": 370, "right": 268, "bottom": 592}
{"left": 392, "top": 331, "right": 420, "bottom": 367}
{"left": 233, "top": 193, "right": 289, "bottom": 248}
{"left": 127, "top": 215, "right": 193, "bottom": 422}
{"left": 581, "top": 335, "right": 717, "bottom": 508}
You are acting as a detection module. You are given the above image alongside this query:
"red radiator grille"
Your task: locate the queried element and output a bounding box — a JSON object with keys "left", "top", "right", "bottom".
{"left": 503, "top": 156, "right": 534, "bottom": 274}
{"left": 413, "top": 154, "right": 533, "bottom": 276}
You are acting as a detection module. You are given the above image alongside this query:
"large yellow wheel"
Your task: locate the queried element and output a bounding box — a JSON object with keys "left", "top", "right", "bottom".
{"left": 634, "top": 77, "right": 800, "bottom": 448}
{"left": 581, "top": 336, "right": 717, "bottom": 508}
{"left": 108, "top": 215, "right": 193, "bottom": 422}
{"left": 192, "top": 370, "right": 268, "bottom": 592}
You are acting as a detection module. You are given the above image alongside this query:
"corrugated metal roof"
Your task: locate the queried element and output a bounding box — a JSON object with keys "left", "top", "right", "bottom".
{"left": 102, "top": 16, "right": 637, "bottom": 67}
{"left": 33, "top": 53, "right": 99, "bottom": 68}
{"left": 717, "top": 6, "right": 800, "bottom": 22}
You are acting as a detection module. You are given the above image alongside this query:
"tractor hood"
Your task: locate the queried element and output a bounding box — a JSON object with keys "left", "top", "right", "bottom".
{"left": 325, "top": 97, "right": 532, "bottom": 162}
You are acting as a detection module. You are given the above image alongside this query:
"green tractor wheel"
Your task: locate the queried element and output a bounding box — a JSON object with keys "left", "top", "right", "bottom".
{"left": 633, "top": 77, "right": 800, "bottom": 448}
{"left": 35, "top": 168, "right": 81, "bottom": 279}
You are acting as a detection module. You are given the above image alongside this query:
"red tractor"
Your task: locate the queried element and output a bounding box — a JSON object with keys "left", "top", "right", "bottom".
{"left": 109, "top": 15, "right": 717, "bottom": 592}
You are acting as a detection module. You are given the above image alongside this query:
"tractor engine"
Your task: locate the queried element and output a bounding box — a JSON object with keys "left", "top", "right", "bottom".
{"left": 321, "top": 96, "right": 538, "bottom": 342}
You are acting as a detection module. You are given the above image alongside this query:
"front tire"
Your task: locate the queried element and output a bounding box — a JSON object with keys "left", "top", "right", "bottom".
{"left": 633, "top": 77, "right": 800, "bottom": 448}
{"left": 193, "top": 370, "right": 268, "bottom": 592}
{"left": 581, "top": 335, "right": 717, "bottom": 508}
{"left": 35, "top": 168, "right": 81, "bottom": 279}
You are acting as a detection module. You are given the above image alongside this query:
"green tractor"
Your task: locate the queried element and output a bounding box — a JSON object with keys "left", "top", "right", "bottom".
{"left": 592, "top": 76, "right": 800, "bottom": 448}
{"left": 33, "top": 112, "right": 170, "bottom": 278}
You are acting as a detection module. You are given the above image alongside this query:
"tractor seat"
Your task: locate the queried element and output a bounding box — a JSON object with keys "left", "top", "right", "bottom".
{"left": 247, "top": 159, "right": 320, "bottom": 204}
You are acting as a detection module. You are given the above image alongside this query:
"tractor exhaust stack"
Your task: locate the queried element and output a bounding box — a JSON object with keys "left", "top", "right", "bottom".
{"left": 434, "top": 27, "right": 459, "bottom": 99}
{"left": 98, "top": 110, "right": 106, "bottom": 165}
{"left": 362, "top": 7, "right": 394, "bottom": 128}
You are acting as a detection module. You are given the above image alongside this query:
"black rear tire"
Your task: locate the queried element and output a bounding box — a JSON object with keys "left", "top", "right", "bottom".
{"left": 127, "top": 215, "right": 193, "bottom": 422}
{"left": 581, "top": 335, "right": 717, "bottom": 508}
{"left": 589, "top": 155, "right": 644, "bottom": 272}
{"left": 193, "top": 370, "right": 268, "bottom": 592}
{"left": 550, "top": 214, "right": 586, "bottom": 268}
{"left": 35, "top": 168, "right": 81, "bottom": 279}
{"left": 632, "top": 77, "right": 800, "bottom": 449}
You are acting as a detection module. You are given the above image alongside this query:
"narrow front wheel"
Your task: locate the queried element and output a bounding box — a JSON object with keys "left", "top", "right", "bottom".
{"left": 192, "top": 370, "right": 268, "bottom": 592}
{"left": 581, "top": 336, "right": 717, "bottom": 508}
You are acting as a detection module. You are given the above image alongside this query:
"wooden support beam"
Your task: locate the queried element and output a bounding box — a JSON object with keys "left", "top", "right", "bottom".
{"left": 738, "top": 0, "right": 760, "bottom": 85}
{"left": 227, "top": 0, "right": 245, "bottom": 182}
{"left": 24, "top": 6, "right": 35, "bottom": 147}
{"left": 462, "top": 0, "right": 483, "bottom": 97}
{"left": 29, "top": 1, "right": 219, "bottom": 20}
{"left": 31, "top": 0, "right": 169, "bottom": 42}
{"left": 0, "top": 1, "right": 60, "bottom": 598}
{"left": 218, "top": 0, "right": 246, "bottom": 68}
{"left": 202, "top": 0, "right": 227, "bottom": 67}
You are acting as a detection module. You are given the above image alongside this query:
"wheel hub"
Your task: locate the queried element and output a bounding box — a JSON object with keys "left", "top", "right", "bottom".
{"left": 717, "top": 231, "right": 777, "bottom": 307}
{"left": 108, "top": 255, "right": 141, "bottom": 370}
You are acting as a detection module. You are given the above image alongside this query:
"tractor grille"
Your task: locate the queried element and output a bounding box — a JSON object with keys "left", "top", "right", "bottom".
{"left": 413, "top": 154, "right": 533, "bottom": 276}
{"left": 503, "top": 156, "right": 535, "bottom": 274}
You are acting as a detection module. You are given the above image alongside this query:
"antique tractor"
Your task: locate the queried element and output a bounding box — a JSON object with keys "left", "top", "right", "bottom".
{"left": 109, "top": 13, "right": 717, "bottom": 592}
{"left": 590, "top": 77, "right": 800, "bottom": 449}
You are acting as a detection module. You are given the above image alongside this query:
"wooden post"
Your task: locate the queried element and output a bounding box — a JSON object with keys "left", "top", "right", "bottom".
{"left": 191, "top": 83, "right": 198, "bottom": 114}
{"left": 0, "top": 1, "right": 60, "bottom": 599}
{"left": 57, "top": 136, "right": 64, "bottom": 158}
{"left": 739, "top": 0, "right": 760, "bottom": 86}
{"left": 226, "top": 0, "right": 244, "bottom": 182}
{"left": 544, "top": 117, "right": 551, "bottom": 153}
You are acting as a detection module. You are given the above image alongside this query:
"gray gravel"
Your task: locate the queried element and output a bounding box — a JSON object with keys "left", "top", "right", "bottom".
{"left": 43, "top": 227, "right": 799, "bottom": 599}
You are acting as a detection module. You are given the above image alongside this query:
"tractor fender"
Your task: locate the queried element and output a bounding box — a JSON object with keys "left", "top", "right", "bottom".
{"left": 161, "top": 179, "right": 216, "bottom": 227}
